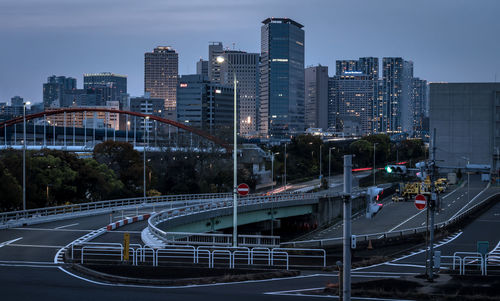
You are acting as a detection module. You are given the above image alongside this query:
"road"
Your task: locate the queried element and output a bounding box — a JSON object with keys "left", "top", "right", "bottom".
{"left": 0, "top": 177, "right": 497, "bottom": 300}
{"left": 303, "top": 175, "right": 491, "bottom": 241}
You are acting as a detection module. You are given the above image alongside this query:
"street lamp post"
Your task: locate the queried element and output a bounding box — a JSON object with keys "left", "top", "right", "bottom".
{"left": 144, "top": 116, "right": 150, "bottom": 201}
{"left": 319, "top": 145, "right": 323, "bottom": 181}
{"left": 329, "top": 147, "right": 335, "bottom": 187}
{"left": 462, "top": 157, "right": 470, "bottom": 203}
{"left": 217, "top": 56, "right": 239, "bottom": 247}
{"left": 284, "top": 143, "right": 287, "bottom": 188}
{"left": 23, "top": 101, "right": 31, "bottom": 211}
{"left": 373, "top": 143, "right": 378, "bottom": 186}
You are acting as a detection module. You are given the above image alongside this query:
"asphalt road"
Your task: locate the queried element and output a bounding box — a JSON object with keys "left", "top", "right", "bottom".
{"left": 0, "top": 176, "right": 497, "bottom": 300}
{"left": 305, "top": 175, "right": 492, "bottom": 241}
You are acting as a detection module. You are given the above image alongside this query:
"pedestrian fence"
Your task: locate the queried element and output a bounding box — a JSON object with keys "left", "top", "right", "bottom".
{"left": 438, "top": 252, "right": 487, "bottom": 275}
{"left": 70, "top": 242, "right": 326, "bottom": 270}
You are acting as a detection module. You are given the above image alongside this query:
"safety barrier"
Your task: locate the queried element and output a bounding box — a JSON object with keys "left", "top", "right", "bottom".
{"left": 284, "top": 186, "right": 498, "bottom": 248}
{"left": 68, "top": 242, "right": 326, "bottom": 270}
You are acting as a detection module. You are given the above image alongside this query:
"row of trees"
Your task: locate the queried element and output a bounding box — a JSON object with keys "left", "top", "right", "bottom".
{"left": 266, "top": 134, "right": 426, "bottom": 184}
{"left": 0, "top": 141, "right": 254, "bottom": 212}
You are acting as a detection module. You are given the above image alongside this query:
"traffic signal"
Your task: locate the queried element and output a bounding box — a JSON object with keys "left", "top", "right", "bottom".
{"left": 385, "top": 165, "right": 407, "bottom": 174}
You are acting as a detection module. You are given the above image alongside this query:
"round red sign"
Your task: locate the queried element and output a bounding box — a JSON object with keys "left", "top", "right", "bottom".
{"left": 237, "top": 183, "right": 250, "bottom": 196}
{"left": 414, "top": 194, "right": 427, "bottom": 210}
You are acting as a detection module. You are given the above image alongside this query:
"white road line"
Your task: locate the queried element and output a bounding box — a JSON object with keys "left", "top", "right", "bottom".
{"left": 0, "top": 260, "right": 55, "bottom": 264}
{"left": 449, "top": 183, "right": 490, "bottom": 220}
{"left": 8, "top": 244, "right": 63, "bottom": 248}
{"left": 12, "top": 227, "right": 92, "bottom": 232}
{"left": 54, "top": 223, "right": 79, "bottom": 229}
{"left": 392, "top": 231, "right": 463, "bottom": 262}
{"left": 264, "top": 290, "right": 415, "bottom": 301}
{"left": 0, "top": 237, "right": 22, "bottom": 248}
{"left": 384, "top": 262, "right": 426, "bottom": 268}
{"left": 0, "top": 263, "right": 59, "bottom": 268}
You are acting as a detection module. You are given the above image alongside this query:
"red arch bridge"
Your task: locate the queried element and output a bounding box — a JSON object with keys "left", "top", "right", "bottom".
{"left": 0, "top": 108, "right": 232, "bottom": 152}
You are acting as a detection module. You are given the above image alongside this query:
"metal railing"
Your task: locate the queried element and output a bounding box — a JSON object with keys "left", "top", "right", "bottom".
{"left": 283, "top": 187, "right": 499, "bottom": 248}
{"left": 70, "top": 242, "right": 327, "bottom": 270}
{"left": 147, "top": 191, "right": 326, "bottom": 247}
{"left": 0, "top": 192, "right": 233, "bottom": 228}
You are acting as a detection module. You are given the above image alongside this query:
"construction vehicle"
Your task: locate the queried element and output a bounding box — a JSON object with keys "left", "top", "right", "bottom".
{"left": 392, "top": 177, "right": 448, "bottom": 202}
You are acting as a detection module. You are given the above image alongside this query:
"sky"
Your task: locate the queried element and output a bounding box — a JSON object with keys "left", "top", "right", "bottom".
{"left": 0, "top": 0, "right": 499, "bottom": 103}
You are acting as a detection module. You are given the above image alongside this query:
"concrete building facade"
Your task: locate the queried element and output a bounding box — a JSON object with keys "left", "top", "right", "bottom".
{"left": 305, "top": 65, "right": 329, "bottom": 130}
{"left": 144, "top": 46, "right": 178, "bottom": 111}
{"left": 430, "top": 83, "right": 500, "bottom": 171}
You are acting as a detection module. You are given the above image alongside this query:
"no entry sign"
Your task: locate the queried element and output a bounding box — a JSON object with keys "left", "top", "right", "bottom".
{"left": 237, "top": 183, "right": 250, "bottom": 196}
{"left": 415, "top": 194, "right": 427, "bottom": 210}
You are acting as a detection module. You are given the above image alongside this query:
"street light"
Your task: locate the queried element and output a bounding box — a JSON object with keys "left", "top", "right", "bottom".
{"left": 217, "top": 55, "right": 239, "bottom": 247}
{"left": 319, "top": 144, "right": 323, "bottom": 181}
{"left": 144, "top": 116, "right": 150, "bottom": 201}
{"left": 329, "top": 147, "right": 335, "bottom": 187}
{"left": 23, "top": 101, "right": 31, "bottom": 211}
{"left": 373, "top": 143, "right": 378, "bottom": 186}
{"left": 462, "top": 156, "right": 470, "bottom": 203}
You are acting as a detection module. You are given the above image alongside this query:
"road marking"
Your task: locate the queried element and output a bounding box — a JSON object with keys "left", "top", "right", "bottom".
{"left": 448, "top": 183, "right": 490, "bottom": 221}
{"left": 384, "top": 262, "right": 426, "bottom": 268}
{"left": 12, "top": 227, "right": 92, "bottom": 232}
{"left": 54, "top": 223, "right": 79, "bottom": 229}
{"left": 264, "top": 288, "right": 414, "bottom": 300}
{"left": 386, "top": 210, "right": 425, "bottom": 232}
{"left": 0, "top": 263, "right": 59, "bottom": 268}
{"left": 0, "top": 237, "right": 22, "bottom": 248}
{"left": 8, "top": 244, "right": 63, "bottom": 248}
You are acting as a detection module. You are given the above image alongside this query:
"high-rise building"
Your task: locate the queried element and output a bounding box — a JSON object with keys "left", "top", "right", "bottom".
{"left": 382, "top": 57, "right": 413, "bottom": 133}
{"left": 329, "top": 73, "right": 374, "bottom": 136}
{"left": 129, "top": 96, "right": 164, "bottom": 133}
{"left": 43, "top": 75, "right": 77, "bottom": 108}
{"left": 177, "top": 74, "right": 234, "bottom": 140}
{"left": 305, "top": 65, "right": 329, "bottom": 130}
{"left": 260, "top": 17, "right": 305, "bottom": 137}
{"left": 411, "top": 78, "right": 428, "bottom": 137}
{"left": 358, "top": 57, "right": 379, "bottom": 79}
{"left": 144, "top": 46, "right": 179, "bottom": 110}
{"left": 196, "top": 59, "right": 209, "bottom": 78}
{"left": 208, "top": 42, "right": 223, "bottom": 82}
{"left": 336, "top": 60, "right": 359, "bottom": 76}
{"left": 218, "top": 50, "right": 260, "bottom": 136}
{"left": 83, "top": 72, "right": 127, "bottom": 105}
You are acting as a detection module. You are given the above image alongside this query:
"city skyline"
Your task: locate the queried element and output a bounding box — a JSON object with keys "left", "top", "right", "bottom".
{"left": 1, "top": 0, "right": 499, "bottom": 103}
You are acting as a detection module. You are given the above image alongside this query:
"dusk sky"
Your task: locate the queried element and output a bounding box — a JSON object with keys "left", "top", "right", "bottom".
{"left": 1, "top": 0, "right": 499, "bottom": 103}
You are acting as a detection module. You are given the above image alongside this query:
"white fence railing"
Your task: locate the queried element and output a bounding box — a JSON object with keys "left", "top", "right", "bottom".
{"left": 71, "top": 242, "right": 326, "bottom": 269}
{"left": 283, "top": 189, "right": 499, "bottom": 248}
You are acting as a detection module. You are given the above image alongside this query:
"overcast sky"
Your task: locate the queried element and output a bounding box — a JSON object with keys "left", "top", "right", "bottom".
{"left": 1, "top": 0, "right": 499, "bottom": 103}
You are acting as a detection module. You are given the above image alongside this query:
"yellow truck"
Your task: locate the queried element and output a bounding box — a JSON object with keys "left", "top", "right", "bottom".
{"left": 392, "top": 178, "right": 447, "bottom": 202}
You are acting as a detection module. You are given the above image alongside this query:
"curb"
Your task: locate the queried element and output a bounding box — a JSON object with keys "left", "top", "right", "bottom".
{"left": 70, "top": 263, "right": 300, "bottom": 286}
{"left": 106, "top": 214, "right": 151, "bottom": 231}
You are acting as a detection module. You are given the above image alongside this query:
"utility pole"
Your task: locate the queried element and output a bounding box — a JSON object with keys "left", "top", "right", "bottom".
{"left": 428, "top": 128, "right": 437, "bottom": 280}
{"left": 284, "top": 143, "right": 287, "bottom": 188}
{"left": 373, "top": 143, "right": 378, "bottom": 186}
{"left": 343, "top": 155, "right": 352, "bottom": 301}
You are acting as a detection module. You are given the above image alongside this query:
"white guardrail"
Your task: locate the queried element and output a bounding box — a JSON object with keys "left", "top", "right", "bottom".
{"left": 0, "top": 193, "right": 233, "bottom": 228}
{"left": 146, "top": 191, "right": 329, "bottom": 247}
{"left": 283, "top": 188, "right": 499, "bottom": 248}
{"left": 0, "top": 188, "right": 349, "bottom": 229}
{"left": 71, "top": 242, "right": 327, "bottom": 269}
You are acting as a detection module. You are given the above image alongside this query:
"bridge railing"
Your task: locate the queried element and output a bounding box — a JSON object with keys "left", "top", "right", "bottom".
{"left": 283, "top": 186, "right": 498, "bottom": 248}
{"left": 0, "top": 192, "right": 232, "bottom": 227}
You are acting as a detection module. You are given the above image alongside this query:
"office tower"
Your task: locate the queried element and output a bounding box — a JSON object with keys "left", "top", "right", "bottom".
{"left": 336, "top": 60, "right": 359, "bottom": 76}
{"left": 83, "top": 72, "right": 127, "bottom": 107}
{"left": 372, "top": 79, "right": 385, "bottom": 133}
{"left": 43, "top": 75, "right": 77, "bottom": 108}
{"left": 358, "top": 57, "right": 379, "bottom": 79}
{"left": 208, "top": 42, "right": 223, "bottom": 82}
{"left": 130, "top": 96, "right": 164, "bottom": 132}
{"left": 218, "top": 50, "right": 260, "bottom": 136}
{"left": 196, "top": 59, "right": 209, "bottom": 78}
{"left": 177, "top": 74, "right": 234, "bottom": 139}
{"left": 336, "top": 58, "right": 379, "bottom": 79}
{"left": 382, "top": 57, "right": 413, "bottom": 133}
{"left": 260, "top": 17, "right": 305, "bottom": 137}
{"left": 305, "top": 65, "right": 329, "bottom": 130}
{"left": 329, "top": 74, "right": 375, "bottom": 136}
{"left": 144, "top": 46, "right": 179, "bottom": 110}
{"left": 83, "top": 72, "right": 127, "bottom": 97}
{"left": 411, "top": 78, "right": 428, "bottom": 137}
{"left": 327, "top": 77, "right": 338, "bottom": 131}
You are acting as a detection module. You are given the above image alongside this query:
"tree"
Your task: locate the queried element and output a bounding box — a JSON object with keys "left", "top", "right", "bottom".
{"left": 0, "top": 161, "right": 22, "bottom": 211}
{"left": 349, "top": 140, "right": 372, "bottom": 167}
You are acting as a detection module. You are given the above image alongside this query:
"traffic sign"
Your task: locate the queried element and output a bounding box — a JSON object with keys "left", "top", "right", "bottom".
{"left": 237, "top": 183, "right": 250, "bottom": 196}
{"left": 415, "top": 194, "right": 427, "bottom": 210}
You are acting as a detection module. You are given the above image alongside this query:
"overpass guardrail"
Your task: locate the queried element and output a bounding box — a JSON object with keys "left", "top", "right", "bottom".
{"left": 282, "top": 185, "right": 498, "bottom": 248}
